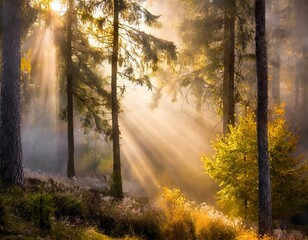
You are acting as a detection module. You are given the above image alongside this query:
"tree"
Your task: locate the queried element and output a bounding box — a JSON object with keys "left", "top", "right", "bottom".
{"left": 295, "top": 0, "right": 308, "bottom": 138}
{"left": 268, "top": 0, "right": 280, "bottom": 105}
{"left": 111, "top": 0, "right": 122, "bottom": 198}
{"left": 255, "top": 0, "right": 272, "bottom": 235}
{"left": 0, "top": 0, "right": 24, "bottom": 186}
{"left": 80, "top": 0, "right": 176, "bottom": 198}
{"left": 66, "top": 0, "right": 75, "bottom": 178}
{"left": 175, "top": 0, "right": 253, "bottom": 132}
{"left": 203, "top": 107, "right": 307, "bottom": 221}
{"left": 23, "top": 0, "right": 112, "bottom": 174}
{"left": 223, "top": 0, "right": 235, "bottom": 133}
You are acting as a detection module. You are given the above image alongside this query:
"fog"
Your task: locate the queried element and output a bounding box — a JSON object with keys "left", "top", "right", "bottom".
{"left": 19, "top": 0, "right": 308, "bottom": 204}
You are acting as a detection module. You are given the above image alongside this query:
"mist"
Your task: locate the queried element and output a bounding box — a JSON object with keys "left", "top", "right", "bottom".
{"left": 18, "top": 0, "right": 308, "bottom": 206}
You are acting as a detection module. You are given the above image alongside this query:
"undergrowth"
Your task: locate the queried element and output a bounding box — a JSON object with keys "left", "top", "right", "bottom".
{"left": 0, "top": 178, "right": 307, "bottom": 239}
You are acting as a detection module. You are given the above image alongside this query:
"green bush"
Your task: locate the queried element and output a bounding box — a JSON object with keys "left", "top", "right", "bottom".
{"left": 23, "top": 192, "right": 55, "bottom": 231}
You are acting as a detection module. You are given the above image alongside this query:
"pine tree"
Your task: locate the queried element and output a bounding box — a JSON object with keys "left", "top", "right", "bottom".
{"left": 176, "top": 0, "right": 254, "bottom": 132}
{"left": 111, "top": 0, "right": 122, "bottom": 198}
{"left": 0, "top": 0, "right": 24, "bottom": 186}
{"left": 223, "top": 0, "right": 236, "bottom": 133}
{"left": 269, "top": 0, "right": 280, "bottom": 105}
{"left": 22, "top": 0, "right": 112, "bottom": 172}
{"left": 66, "top": 0, "right": 75, "bottom": 178}
{"left": 81, "top": 0, "right": 176, "bottom": 198}
{"left": 295, "top": 0, "right": 308, "bottom": 138}
{"left": 255, "top": 0, "right": 272, "bottom": 235}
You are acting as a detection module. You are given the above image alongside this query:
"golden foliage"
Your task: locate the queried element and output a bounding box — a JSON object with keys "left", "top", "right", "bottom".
{"left": 203, "top": 105, "right": 308, "bottom": 220}
{"left": 157, "top": 187, "right": 307, "bottom": 240}
{"left": 21, "top": 49, "right": 32, "bottom": 74}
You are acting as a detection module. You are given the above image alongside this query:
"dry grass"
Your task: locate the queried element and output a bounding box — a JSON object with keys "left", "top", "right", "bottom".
{"left": 157, "top": 187, "right": 307, "bottom": 240}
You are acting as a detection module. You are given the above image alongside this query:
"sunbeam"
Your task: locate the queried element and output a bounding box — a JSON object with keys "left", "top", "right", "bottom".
{"left": 21, "top": 26, "right": 61, "bottom": 171}
{"left": 120, "top": 86, "right": 220, "bottom": 202}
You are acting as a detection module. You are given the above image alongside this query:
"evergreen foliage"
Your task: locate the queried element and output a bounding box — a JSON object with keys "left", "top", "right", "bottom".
{"left": 23, "top": 0, "right": 113, "bottom": 137}
{"left": 76, "top": 0, "right": 177, "bottom": 197}
{"left": 175, "top": 0, "right": 254, "bottom": 113}
{"left": 24, "top": 192, "right": 55, "bottom": 231}
{"left": 78, "top": 0, "right": 177, "bottom": 89}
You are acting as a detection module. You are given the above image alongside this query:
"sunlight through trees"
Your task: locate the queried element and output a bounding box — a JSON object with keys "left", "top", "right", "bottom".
{"left": 0, "top": 0, "right": 307, "bottom": 238}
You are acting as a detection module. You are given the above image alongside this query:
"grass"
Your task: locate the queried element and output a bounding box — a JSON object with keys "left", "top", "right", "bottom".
{"left": 0, "top": 178, "right": 307, "bottom": 239}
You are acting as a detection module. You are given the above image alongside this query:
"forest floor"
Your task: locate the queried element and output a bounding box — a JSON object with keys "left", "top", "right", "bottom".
{"left": 0, "top": 171, "right": 307, "bottom": 240}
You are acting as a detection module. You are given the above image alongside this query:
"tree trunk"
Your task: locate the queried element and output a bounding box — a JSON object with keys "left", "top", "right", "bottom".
{"left": 0, "top": 0, "right": 24, "bottom": 186}
{"left": 195, "top": 77, "right": 203, "bottom": 124}
{"left": 295, "top": 0, "right": 308, "bottom": 133}
{"left": 223, "top": 0, "right": 235, "bottom": 134}
{"left": 295, "top": 62, "right": 301, "bottom": 109}
{"left": 294, "top": 0, "right": 301, "bottom": 109}
{"left": 255, "top": 0, "right": 273, "bottom": 236}
{"left": 271, "top": 0, "right": 280, "bottom": 105}
{"left": 66, "top": 0, "right": 75, "bottom": 178}
{"left": 111, "top": 0, "right": 123, "bottom": 198}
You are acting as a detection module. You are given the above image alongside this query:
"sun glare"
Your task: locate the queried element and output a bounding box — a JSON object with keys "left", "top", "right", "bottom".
{"left": 50, "top": 0, "right": 66, "bottom": 15}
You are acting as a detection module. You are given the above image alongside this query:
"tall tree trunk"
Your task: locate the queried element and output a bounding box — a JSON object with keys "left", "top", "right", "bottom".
{"left": 295, "top": 0, "right": 308, "bottom": 132}
{"left": 195, "top": 77, "right": 203, "bottom": 124}
{"left": 295, "top": 62, "right": 301, "bottom": 109}
{"left": 271, "top": 0, "right": 280, "bottom": 105}
{"left": 0, "top": 0, "right": 24, "bottom": 186}
{"left": 66, "top": 0, "right": 75, "bottom": 178}
{"left": 111, "top": 0, "right": 123, "bottom": 198}
{"left": 223, "top": 0, "right": 235, "bottom": 134}
{"left": 294, "top": 0, "right": 301, "bottom": 109}
{"left": 255, "top": 0, "right": 273, "bottom": 236}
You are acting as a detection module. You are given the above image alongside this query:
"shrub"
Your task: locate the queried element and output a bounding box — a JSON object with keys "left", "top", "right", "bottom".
{"left": 158, "top": 187, "right": 240, "bottom": 240}
{"left": 23, "top": 192, "right": 55, "bottom": 231}
{"left": 158, "top": 187, "right": 196, "bottom": 239}
{"left": 98, "top": 197, "right": 162, "bottom": 239}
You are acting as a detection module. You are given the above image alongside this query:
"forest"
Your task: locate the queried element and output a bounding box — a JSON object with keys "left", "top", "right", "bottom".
{"left": 0, "top": 0, "right": 308, "bottom": 239}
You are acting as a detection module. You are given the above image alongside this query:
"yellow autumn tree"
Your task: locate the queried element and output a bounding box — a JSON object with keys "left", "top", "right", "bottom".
{"left": 202, "top": 106, "right": 308, "bottom": 221}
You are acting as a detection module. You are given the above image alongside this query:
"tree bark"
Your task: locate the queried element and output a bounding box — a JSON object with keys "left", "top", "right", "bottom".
{"left": 271, "top": 0, "right": 280, "bottom": 105}
{"left": 111, "top": 0, "right": 123, "bottom": 198}
{"left": 195, "top": 77, "right": 203, "bottom": 124}
{"left": 255, "top": 0, "right": 273, "bottom": 236}
{"left": 0, "top": 0, "right": 24, "bottom": 186}
{"left": 223, "top": 0, "right": 235, "bottom": 134}
{"left": 66, "top": 0, "right": 75, "bottom": 178}
{"left": 295, "top": 0, "right": 308, "bottom": 131}
{"left": 294, "top": 0, "right": 301, "bottom": 111}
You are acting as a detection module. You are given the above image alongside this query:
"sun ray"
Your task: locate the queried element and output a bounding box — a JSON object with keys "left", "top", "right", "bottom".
{"left": 119, "top": 86, "right": 220, "bottom": 202}
{"left": 50, "top": 0, "right": 67, "bottom": 15}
